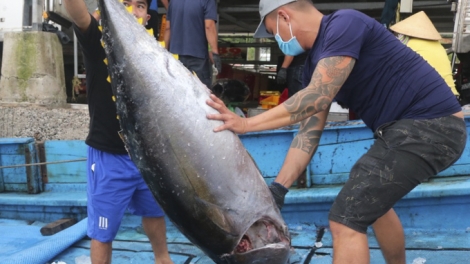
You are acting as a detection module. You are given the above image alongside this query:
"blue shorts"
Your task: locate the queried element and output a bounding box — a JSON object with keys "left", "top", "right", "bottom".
{"left": 86, "top": 146, "right": 165, "bottom": 243}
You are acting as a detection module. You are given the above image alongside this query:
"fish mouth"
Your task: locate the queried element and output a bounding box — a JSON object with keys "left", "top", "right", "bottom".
{"left": 222, "top": 218, "right": 291, "bottom": 263}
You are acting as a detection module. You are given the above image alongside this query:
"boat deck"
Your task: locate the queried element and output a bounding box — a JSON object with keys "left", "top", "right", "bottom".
{"left": 1, "top": 213, "right": 469, "bottom": 264}
{"left": 0, "top": 111, "right": 469, "bottom": 263}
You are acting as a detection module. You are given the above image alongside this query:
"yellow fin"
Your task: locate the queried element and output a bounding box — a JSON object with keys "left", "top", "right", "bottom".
{"left": 95, "top": 9, "right": 100, "bottom": 16}
{"left": 107, "top": 76, "right": 111, "bottom": 83}
{"left": 158, "top": 41, "right": 165, "bottom": 48}
{"left": 112, "top": 96, "right": 116, "bottom": 102}
{"left": 125, "top": 5, "right": 133, "bottom": 14}
{"left": 192, "top": 71, "right": 198, "bottom": 77}
{"left": 146, "top": 28, "right": 154, "bottom": 36}
{"left": 101, "top": 40, "right": 105, "bottom": 48}
{"left": 116, "top": 115, "right": 120, "bottom": 120}
{"left": 98, "top": 26, "right": 102, "bottom": 32}
{"left": 138, "top": 17, "right": 143, "bottom": 25}
{"left": 103, "top": 58, "right": 108, "bottom": 65}
{"left": 172, "top": 54, "right": 179, "bottom": 60}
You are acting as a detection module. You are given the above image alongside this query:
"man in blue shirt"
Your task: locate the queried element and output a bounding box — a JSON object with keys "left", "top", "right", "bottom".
{"left": 164, "top": 0, "right": 221, "bottom": 88}
{"left": 207, "top": 0, "right": 466, "bottom": 263}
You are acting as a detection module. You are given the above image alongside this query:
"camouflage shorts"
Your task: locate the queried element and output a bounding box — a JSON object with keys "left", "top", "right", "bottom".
{"left": 329, "top": 115, "right": 467, "bottom": 233}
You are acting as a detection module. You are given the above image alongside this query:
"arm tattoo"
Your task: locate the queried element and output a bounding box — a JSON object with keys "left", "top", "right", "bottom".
{"left": 291, "top": 116, "right": 323, "bottom": 154}
{"left": 284, "top": 56, "right": 355, "bottom": 123}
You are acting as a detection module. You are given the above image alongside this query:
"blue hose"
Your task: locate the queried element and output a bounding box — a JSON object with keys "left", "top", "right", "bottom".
{"left": 3, "top": 218, "right": 88, "bottom": 264}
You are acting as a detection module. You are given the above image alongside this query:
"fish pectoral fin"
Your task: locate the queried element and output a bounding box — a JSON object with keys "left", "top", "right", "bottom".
{"left": 194, "top": 197, "right": 238, "bottom": 236}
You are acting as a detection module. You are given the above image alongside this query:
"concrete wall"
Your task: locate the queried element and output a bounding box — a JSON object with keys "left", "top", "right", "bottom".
{"left": 0, "top": 103, "right": 88, "bottom": 141}
{"left": 0, "top": 31, "right": 66, "bottom": 106}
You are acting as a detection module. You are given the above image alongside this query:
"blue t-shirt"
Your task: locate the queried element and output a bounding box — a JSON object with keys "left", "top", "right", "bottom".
{"left": 167, "top": 0, "right": 218, "bottom": 59}
{"left": 303, "top": 10, "right": 461, "bottom": 131}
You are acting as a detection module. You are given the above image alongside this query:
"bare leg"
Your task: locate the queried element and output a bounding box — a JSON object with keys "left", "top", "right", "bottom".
{"left": 142, "top": 217, "right": 174, "bottom": 264}
{"left": 372, "top": 209, "right": 406, "bottom": 264}
{"left": 90, "top": 239, "right": 112, "bottom": 264}
{"left": 329, "top": 220, "right": 370, "bottom": 264}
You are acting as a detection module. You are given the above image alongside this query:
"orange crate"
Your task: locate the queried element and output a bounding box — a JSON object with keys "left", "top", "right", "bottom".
{"left": 259, "top": 91, "right": 281, "bottom": 109}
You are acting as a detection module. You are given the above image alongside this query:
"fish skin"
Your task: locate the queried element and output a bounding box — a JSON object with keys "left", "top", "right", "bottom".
{"left": 97, "top": 0, "right": 291, "bottom": 262}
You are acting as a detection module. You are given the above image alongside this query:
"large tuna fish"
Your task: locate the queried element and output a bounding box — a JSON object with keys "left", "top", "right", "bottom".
{"left": 98, "top": 0, "right": 291, "bottom": 262}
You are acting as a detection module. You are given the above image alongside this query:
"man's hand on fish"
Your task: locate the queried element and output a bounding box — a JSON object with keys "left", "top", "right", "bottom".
{"left": 206, "top": 94, "right": 248, "bottom": 134}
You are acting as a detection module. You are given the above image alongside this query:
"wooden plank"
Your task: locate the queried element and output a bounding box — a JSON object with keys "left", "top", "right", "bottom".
{"left": 40, "top": 218, "right": 77, "bottom": 236}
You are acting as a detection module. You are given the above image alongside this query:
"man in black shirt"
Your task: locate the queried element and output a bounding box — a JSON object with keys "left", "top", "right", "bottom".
{"left": 64, "top": 1, "right": 173, "bottom": 263}
{"left": 277, "top": 54, "right": 308, "bottom": 97}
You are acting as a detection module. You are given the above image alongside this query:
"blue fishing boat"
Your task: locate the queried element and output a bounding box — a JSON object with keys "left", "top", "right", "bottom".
{"left": 1, "top": 108, "right": 469, "bottom": 264}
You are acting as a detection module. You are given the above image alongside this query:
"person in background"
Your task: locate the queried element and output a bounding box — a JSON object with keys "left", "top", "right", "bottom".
{"left": 164, "top": 0, "right": 221, "bottom": 88}
{"left": 160, "top": 0, "right": 169, "bottom": 10}
{"left": 64, "top": 1, "right": 173, "bottom": 263}
{"left": 380, "top": 0, "right": 399, "bottom": 28}
{"left": 206, "top": 1, "right": 466, "bottom": 263}
{"left": 390, "top": 11, "right": 460, "bottom": 99}
{"left": 277, "top": 54, "right": 308, "bottom": 97}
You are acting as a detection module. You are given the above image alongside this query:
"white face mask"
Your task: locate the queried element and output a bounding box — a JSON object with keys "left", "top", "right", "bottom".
{"left": 274, "top": 15, "right": 305, "bottom": 56}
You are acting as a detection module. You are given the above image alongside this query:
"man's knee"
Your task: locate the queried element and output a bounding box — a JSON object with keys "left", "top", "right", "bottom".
{"left": 329, "top": 220, "right": 364, "bottom": 239}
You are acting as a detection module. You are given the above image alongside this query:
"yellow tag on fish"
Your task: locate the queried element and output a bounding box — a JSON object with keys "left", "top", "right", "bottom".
{"left": 98, "top": 26, "right": 102, "bottom": 32}
{"left": 112, "top": 96, "right": 116, "bottom": 102}
{"left": 107, "top": 76, "right": 111, "bottom": 83}
{"left": 126, "top": 5, "right": 133, "bottom": 14}
{"left": 103, "top": 58, "right": 108, "bottom": 65}
{"left": 146, "top": 28, "right": 154, "bottom": 36}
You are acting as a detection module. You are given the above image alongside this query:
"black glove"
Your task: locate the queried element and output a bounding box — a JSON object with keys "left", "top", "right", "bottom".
{"left": 277, "top": 68, "right": 287, "bottom": 85}
{"left": 269, "top": 182, "right": 289, "bottom": 210}
{"left": 212, "top": 53, "right": 222, "bottom": 74}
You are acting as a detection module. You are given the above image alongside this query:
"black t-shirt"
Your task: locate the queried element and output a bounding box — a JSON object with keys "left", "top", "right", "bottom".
{"left": 73, "top": 15, "right": 127, "bottom": 154}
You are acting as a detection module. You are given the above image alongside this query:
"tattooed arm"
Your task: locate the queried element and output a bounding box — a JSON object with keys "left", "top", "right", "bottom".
{"left": 207, "top": 56, "right": 355, "bottom": 134}
{"left": 274, "top": 107, "right": 330, "bottom": 188}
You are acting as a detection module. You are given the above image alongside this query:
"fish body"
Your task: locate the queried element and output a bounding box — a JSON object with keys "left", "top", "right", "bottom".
{"left": 98, "top": 0, "right": 291, "bottom": 262}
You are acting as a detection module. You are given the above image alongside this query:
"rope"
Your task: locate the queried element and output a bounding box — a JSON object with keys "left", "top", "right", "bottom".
{"left": 0, "top": 158, "right": 87, "bottom": 169}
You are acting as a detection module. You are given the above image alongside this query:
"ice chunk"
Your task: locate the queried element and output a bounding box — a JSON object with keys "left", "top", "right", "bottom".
{"left": 75, "top": 255, "right": 91, "bottom": 264}
{"left": 412, "top": 257, "right": 426, "bottom": 264}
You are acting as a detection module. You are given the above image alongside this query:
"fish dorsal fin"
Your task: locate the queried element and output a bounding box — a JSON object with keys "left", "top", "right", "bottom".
{"left": 146, "top": 28, "right": 154, "bottom": 36}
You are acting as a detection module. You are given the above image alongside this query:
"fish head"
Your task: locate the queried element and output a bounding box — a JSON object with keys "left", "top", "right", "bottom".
{"left": 219, "top": 217, "right": 291, "bottom": 264}
{"left": 222, "top": 244, "right": 291, "bottom": 264}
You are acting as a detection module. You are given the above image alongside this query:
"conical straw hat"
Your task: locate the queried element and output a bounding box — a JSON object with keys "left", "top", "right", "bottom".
{"left": 390, "top": 11, "right": 441, "bottom": 40}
